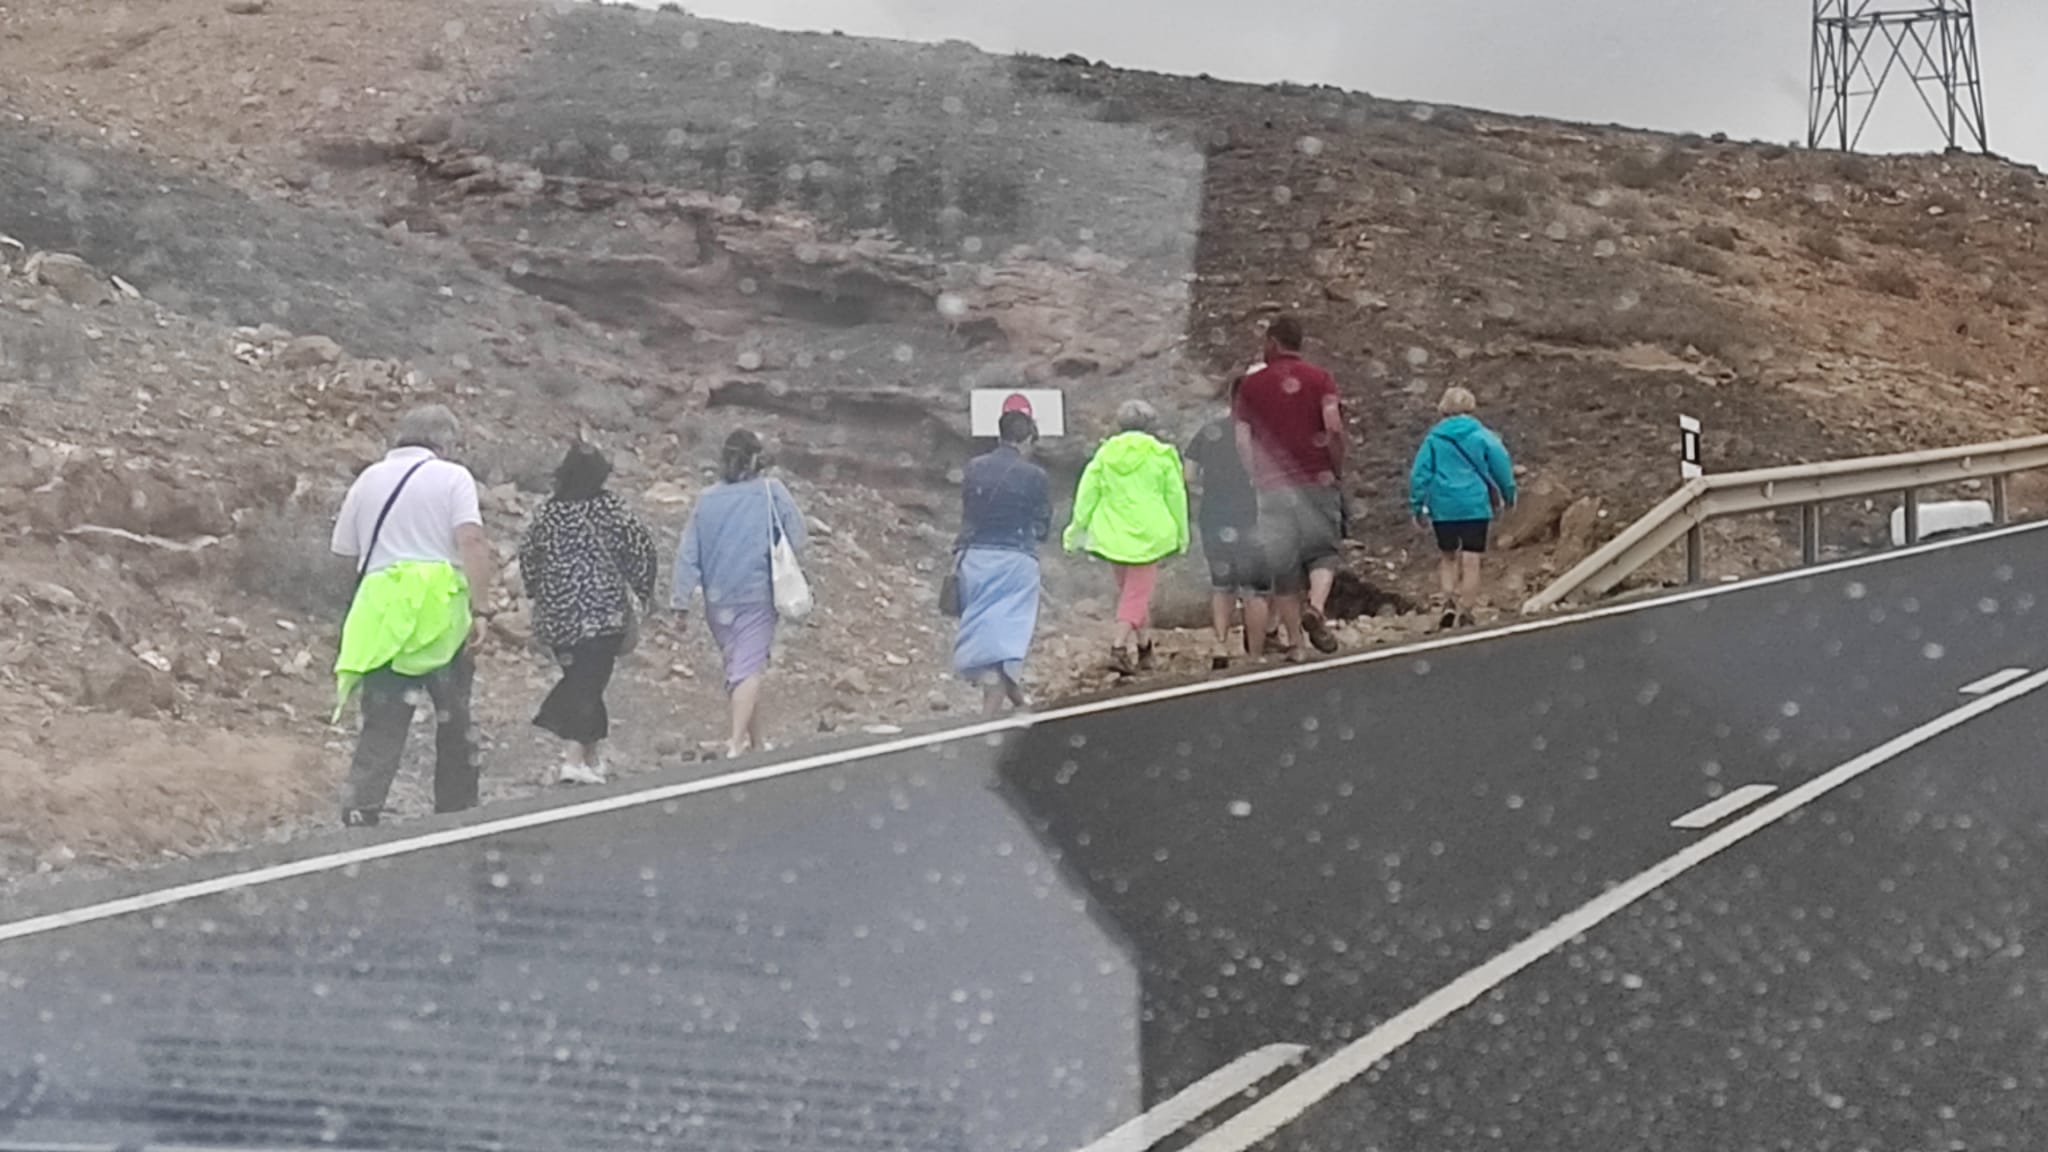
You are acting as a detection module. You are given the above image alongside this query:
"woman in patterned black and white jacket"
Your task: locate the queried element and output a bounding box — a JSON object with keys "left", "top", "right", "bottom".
{"left": 519, "top": 443, "right": 658, "bottom": 785}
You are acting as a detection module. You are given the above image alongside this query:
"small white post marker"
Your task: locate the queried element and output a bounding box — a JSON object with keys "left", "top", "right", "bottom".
{"left": 1679, "top": 415, "right": 1703, "bottom": 481}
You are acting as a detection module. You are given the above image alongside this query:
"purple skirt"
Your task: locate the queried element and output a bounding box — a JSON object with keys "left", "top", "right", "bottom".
{"left": 707, "top": 601, "right": 777, "bottom": 692}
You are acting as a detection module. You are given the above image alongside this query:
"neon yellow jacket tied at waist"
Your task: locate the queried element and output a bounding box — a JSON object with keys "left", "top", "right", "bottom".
{"left": 1063, "top": 431, "right": 1191, "bottom": 565}
{"left": 332, "top": 560, "right": 472, "bottom": 721}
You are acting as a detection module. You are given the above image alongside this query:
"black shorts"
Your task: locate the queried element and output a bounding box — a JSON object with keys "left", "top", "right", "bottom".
{"left": 1202, "top": 527, "right": 1271, "bottom": 594}
{"left": 1433, "top": 519, "right": 1490, "bottom": 554}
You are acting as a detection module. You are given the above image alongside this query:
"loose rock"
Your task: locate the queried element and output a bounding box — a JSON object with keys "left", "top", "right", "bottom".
{"left": 27, "top": 253, "right": 114, "bottom": 307}
{"left": 280, "top": 335, "right": 345, "bottom": 370}
{"left": 1557, "top": 497, "right": 1604, "bottom": 564}
{"left": 1496, "top": 477, "right": 1576, "bottom": 550}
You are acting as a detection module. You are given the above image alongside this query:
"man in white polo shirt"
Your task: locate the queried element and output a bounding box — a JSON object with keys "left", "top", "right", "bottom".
{"left": 331, "top": 405, "right": 495, "bottom": 827}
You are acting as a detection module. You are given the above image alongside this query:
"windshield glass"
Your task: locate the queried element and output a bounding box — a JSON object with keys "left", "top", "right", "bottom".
{"left": 1, "top": 2, "right": 2040, "bottom": 1150}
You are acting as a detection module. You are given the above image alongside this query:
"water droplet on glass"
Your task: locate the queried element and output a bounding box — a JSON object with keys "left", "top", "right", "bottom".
{"left": 936, "top": 293, "right": 968, "bottom": 320}
{"left": 1923, "top": 642, "right": 1945, "bottom": 660}
{"left": 1405, "top": 347, "right": 1431, "bottom": 368}
{"left": 1228, "top": 800, "right": 1253, "bottom": 818}
{"left": 1297, "top": 135, "right": 1325, "bottom": 157}
{"left": 892, "top": 344, "right": 916, "bottom": 364}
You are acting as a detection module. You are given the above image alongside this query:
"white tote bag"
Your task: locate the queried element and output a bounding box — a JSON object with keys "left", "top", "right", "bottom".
{"left": 765, "top": 480, "right": 814, "bottom": 621}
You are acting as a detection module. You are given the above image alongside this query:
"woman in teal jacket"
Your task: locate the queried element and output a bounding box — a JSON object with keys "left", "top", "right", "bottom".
{"left": 1065, "top": 400, "right": 1191, "bottom": 674}
{"left": 1409, "top": 387, "right": 1517, "bottom": 630}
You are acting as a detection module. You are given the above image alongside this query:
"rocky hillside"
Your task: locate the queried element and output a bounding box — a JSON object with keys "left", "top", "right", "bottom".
{"left": 3, "top": 0, "right": 2047, "bottom": 874}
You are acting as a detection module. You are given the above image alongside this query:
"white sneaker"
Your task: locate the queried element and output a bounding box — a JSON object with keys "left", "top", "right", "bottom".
{"left": 558, "top": 761, "right": 608, "bottom": 786}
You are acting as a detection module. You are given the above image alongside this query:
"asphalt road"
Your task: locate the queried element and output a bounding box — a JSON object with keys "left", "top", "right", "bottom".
{"left": 2, "top": 526, "right": 2047, "bottom": 1151}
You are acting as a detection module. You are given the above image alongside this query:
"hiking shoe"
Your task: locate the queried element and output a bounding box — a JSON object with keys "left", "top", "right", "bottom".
{"left": 1211, "top": 642, "right": 1233, "bottom": 672}
{"left": 1137, "top": 642, "right": 1157, "bottom": 671}
{"left": 558, "top": 761, "right": 608, "bottom": 787}
{"left": 1302, "top": 611, "right": 1340, "bottom": 654}
{"left": 1457, "top": 611, "right": 1478, "bottom": 629}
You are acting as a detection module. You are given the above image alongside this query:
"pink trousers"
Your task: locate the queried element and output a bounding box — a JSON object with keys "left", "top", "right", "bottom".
{"left": 1113, "top": 563, "right": 1158, "bottom": 629}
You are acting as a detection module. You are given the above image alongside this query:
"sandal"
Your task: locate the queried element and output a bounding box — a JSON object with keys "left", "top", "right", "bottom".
{"left": 1111, "top": 646, "right": 1137, "bottom": 676}
{"left": 1302, "top": 610, "right": 1340, "bottom": 654}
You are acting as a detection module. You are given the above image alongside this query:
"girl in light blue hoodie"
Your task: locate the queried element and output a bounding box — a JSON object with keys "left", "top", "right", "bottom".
{"left": 1409, "top": 387, "right": 1517, "bottom": 629}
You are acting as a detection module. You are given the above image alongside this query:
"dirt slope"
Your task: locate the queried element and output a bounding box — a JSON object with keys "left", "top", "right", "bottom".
{"left": 3, "top": 0, "right": 2048, "bottom": 875}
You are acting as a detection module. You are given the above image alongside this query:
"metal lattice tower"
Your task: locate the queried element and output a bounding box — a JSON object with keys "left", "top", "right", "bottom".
{"left": 1809, "top": 0, "right": 1988, "bottom": 154}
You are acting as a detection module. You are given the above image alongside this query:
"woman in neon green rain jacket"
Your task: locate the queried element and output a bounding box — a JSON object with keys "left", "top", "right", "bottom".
{"left": 1064, "top": 400, "right": 1191, "bottom": 674}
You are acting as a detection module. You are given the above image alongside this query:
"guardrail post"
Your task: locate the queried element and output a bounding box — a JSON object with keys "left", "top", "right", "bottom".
{"left": 1903, "top": 488, "right": 1921, "bottom": 545}
{"left": 1686, "top": 523, "right": 1704, "bottom": 584}
{"left": 1994, "top": 475, "right": 2010, "bottom": 525}
{"left": 1800, "top": 504, "right": 1821, "bottom": 565}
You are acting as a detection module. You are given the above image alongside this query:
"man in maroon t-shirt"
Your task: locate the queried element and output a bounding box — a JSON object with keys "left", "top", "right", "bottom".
{"left": 1233, "top": 315, "right": 1347, "bottom": 659}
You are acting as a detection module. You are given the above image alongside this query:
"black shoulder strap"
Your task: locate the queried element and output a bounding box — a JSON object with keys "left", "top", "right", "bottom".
{"left": 357, "top": 457, "right": 435, "bottom": 582}
{"left": 1440, "top": 434, "right": 1500, "bottom": 499}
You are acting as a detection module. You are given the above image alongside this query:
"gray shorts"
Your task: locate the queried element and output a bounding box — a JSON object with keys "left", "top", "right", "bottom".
{"left": 1257, "top": 485, "right": 1344, "bottom": 595}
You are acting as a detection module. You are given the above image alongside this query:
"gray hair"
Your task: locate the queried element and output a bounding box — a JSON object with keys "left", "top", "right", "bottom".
{"left": 394, "top": 405, "right": 461, "bottom": 454}
{"left": 1438, "top": 387, "right": 1478, "bottom": 417}
{"left": 1116, "top": 399, "right": 1159, "bottom": 434}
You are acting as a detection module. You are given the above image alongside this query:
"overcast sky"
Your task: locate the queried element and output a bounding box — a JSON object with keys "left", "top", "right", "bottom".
{"left": 634, "top": 0, "right": 2045, "bottom": 164}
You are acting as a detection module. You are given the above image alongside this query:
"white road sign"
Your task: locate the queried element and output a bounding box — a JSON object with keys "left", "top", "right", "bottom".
{"left": 971, "top": 388, "right": 1067, "bottom": 438}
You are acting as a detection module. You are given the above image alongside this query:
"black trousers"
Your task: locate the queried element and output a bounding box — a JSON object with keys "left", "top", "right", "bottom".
{"left": 343, "top": 647, "right": 479, "bottom": 826}
{"left": 533, "top": 633, "right": 624, "bottom": 746}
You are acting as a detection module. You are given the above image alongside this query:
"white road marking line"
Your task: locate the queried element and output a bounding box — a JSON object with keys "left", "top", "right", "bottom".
{"left": 1076, "top": 1043, "right": 1307, "bottom": 1152}
{"left": 1174, "top": 668, "right": 2048, "bottom": 1152}
{"left": 1670, "top": 784, "right": 1778, "bottom": 830}
{"left": 3, "top": 519, "right": 2044, "bottom": 944}
{"left": 1960, "top": 667, "right": 2030, "bottom": 696}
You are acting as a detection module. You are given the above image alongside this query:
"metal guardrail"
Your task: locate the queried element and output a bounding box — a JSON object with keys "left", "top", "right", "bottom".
{"left": 1523, "top": 432, "right": 2048, "bottom": 613}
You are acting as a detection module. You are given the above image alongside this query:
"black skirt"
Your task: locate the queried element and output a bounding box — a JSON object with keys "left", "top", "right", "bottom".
{"left": 533, "top": 633, "right": 626, "bottom": 745}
